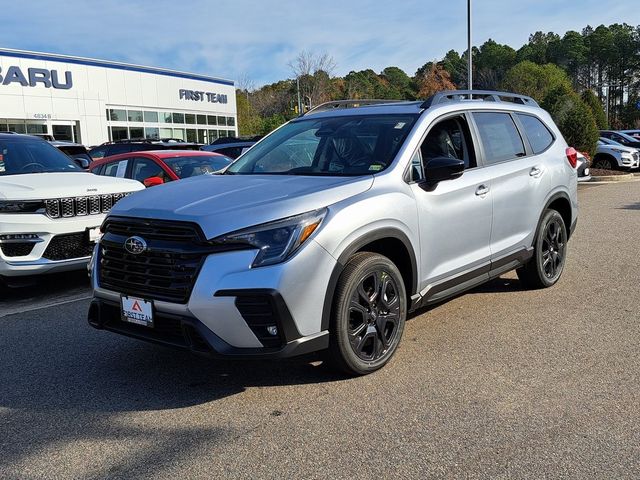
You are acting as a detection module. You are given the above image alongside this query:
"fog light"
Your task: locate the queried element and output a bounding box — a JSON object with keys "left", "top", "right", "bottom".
{"left": 0, "top": 233, "right": 41, "bottom": 242}
{"left": 266, "top": 326, "right": 278, "bottom": 336}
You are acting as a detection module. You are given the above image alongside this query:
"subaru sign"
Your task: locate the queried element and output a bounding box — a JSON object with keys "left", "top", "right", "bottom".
{"left": 0, "top": 66, "right": 73, "bottom": 89}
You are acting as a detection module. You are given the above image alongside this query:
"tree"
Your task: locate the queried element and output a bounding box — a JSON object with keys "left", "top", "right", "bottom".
{"left": 289, "top": 50, "right": 337, "bottom": 108}
{"left": 501, "top": 61, "right": 572, "bottom": 103}
{"left": 381, "top": 66, "right": 416, "bottom": 99}
{"left": 474, "top": 39, "right": 517, "bottom": 89}
{"left": 581, "top": 89, "right": 608, "bottom": 129}
{"left": 416, "top": 63, "right": 456, "bottom": 98}
{"left": 542, "top": 85, "right": 599, "bottom": 156}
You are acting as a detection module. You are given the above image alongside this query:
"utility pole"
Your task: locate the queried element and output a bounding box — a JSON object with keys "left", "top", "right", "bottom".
{"left": 467, "top": 0, "right": 473, "bottom": 91}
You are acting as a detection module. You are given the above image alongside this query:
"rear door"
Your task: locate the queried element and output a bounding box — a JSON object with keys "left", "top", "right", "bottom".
{"left": 471, "top": 111, "right": 550, "bottom": 265}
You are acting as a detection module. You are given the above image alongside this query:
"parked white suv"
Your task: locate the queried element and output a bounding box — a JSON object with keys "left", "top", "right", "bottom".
{"left": 593, "top": 137, "right": 640, "bottom": 170}
{"left": 0, "top": 133, "right": 143, "bottom": 284}
{"left": 88, "top": 91, "right": 578, "bottom": 375}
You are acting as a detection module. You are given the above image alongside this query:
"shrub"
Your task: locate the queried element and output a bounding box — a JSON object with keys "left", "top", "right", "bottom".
{"left": 581, "top": 90, "right": 608, "bottom": 129}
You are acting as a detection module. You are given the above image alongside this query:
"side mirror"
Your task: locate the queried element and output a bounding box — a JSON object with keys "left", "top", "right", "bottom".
{"left": 74, "top": 158, "right": 90, "bottom": 169}
{"left": 143, "top": 176, "right": 164, "bottom": 187}
{"left": 420, "top": 156, "right": 464, "bottom": 189}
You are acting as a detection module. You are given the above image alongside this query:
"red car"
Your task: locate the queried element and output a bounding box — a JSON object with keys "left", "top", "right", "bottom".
{"left": 89, "top": 150, "right": 233, "bottom": 187}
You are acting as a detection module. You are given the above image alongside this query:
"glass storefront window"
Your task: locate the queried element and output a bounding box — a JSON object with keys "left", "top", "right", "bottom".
{"left": 227, "top": 117, "right": 236, "bottom": 127}
{"left": 172, "top": 113, "right": 185, "bottom": 124}
{"left": 144, "top": 111, "right": 159, "bottom": 123}
{"left": 159, "top": 127, "right": 173, "bottom": 139}
{"left": 207, "top": 115, "right": 217, "bottom": 125}
{"left": 8, "top": 123, "right": 27, "bottom": 134}
{"left": 129, "top": 127, "right": 144, "bottom": 138}
{"left": 218, "top": 130, "right": 227, "bottom": 138}
{"left": 172, "top": 128, "right": 185, "bottom": 140}
{"left": 185, "top": 114, "right": 196, "bottom": 125}
{"left": 145, "top": 127, "right": 160, "bottom": 140}
{"left": 198, "top": 129, "right": 207, "bottom": 143}
{"left": 110, "top": 126, "right": 129, "bottom": 141}
{"left": 208, "top": 129, "right": 218, "bottom": 141}
{"left": 0, "top": 122, "right": 8, "bottom": 132}
{"left": 217, "top": 116, "right": 227, "bottom": 126}
{"left": 197, "top": 115, "right": 207, "bottom": 125}
{"left": 26, "top": 124, "right": 48, "bottom": 134}
{"left": 186, "top": 128, "right": 197, "bottom": 142}
{"left": 160, "top": 112, "right": 172, "bottom": 123}
{"left": 128, "top": 110, "right": 143, "bottom": 122}
{"left": 109, "top": 109, "right": 127, "bottom": 122}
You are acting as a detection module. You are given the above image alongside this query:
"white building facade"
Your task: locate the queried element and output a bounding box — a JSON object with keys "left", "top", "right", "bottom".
{"left": 0, "top": 48, "right": 237, "bottom": 146}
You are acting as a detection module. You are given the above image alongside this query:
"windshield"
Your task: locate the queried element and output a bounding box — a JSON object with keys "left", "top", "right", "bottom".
{"left": 0, "top": 138, "right": 83, "bottom": 176}
{"left": 600, "top": 137, "right": 622, "bottom": 146}
{"left": 163, "top": 155, "right": 233, "bottom": 178}
{"left": 226, "top": 114, "right": 418, "bottom": 176}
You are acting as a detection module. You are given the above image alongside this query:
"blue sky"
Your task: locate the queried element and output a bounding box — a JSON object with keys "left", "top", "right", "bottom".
{"left": 1, "top": 0, "right": 639, "bottom": 86}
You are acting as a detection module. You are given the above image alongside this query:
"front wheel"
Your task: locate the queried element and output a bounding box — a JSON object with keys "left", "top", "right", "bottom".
{"left": 328, "top": 252, "right": 407, "bottom": 375}
{"left": 517, "top": 209, "right": 567, "bottom": 289}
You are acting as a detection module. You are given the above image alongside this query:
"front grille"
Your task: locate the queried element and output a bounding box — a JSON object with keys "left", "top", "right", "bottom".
{"left": 235, "top": 295, "right": 284, "bottom": 348}
{"left": 98, "top": 218, "right": 213, "bottom": 304}
{"left": 0, "top": 242, "right": 35, "bottom": 257}
{"left": 45, "top": 193, "right": 131, "bottom": 219}
{"left": 43, "top": 232, "right": 94, "bottom": 261}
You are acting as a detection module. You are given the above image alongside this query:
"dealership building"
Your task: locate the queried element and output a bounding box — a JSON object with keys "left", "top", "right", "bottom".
{"left": 0, "top": 48, "right": 237, "bottom": 146}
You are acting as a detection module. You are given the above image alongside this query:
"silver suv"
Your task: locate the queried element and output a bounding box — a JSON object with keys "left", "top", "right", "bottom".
{"left": 88, "top": 90, "right": 578, "bottom": 375}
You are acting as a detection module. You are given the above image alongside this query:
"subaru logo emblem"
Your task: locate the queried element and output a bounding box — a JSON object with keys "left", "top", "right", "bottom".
{"left": 124, "top": 236, "right": 147, "bottom": 255}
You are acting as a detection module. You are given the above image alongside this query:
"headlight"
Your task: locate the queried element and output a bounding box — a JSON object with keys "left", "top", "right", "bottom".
{"left": 0, "top": 200, "right": 44, "bottom": 213}
{"left": 214, "top": 208, "right": 327, "bottom": 267}
{"left": 611, "top": 148, "right": 625, "bottom": 154}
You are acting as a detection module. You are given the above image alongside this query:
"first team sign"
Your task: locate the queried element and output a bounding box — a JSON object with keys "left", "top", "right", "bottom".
{"left": 179, "top": 88, "right": 228, "bottom": 104}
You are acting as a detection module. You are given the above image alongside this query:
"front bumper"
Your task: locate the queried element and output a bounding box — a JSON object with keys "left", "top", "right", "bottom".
{"left": 0, "top": 213, "right": 104, "bottom": 277}
{"left": 90, "top": 238, "right": 337, "bottom": 358}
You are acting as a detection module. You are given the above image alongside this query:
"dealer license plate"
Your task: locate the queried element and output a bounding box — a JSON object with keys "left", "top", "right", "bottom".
{"left": 121, "top": 296, "right": 154, "bottom": 327}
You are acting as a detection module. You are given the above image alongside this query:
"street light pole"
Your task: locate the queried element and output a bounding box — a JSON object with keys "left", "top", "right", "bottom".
{"left": 467, "top": 0, "right": 473, "bottom": 91}
{"left": 296, "top": 77, "right": 302, "bottom": 115}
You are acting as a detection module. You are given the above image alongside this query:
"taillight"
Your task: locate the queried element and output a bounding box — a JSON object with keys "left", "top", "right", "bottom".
{"left": 566, "top": 147, "right": 578, "bottom": 168}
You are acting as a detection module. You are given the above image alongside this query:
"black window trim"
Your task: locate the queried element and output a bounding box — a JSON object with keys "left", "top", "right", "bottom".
{"left": 468, "top": 110, "right": 531, "bottom": 168}
{"left": 404, "top": 110, "right": 480, "bottom": 184}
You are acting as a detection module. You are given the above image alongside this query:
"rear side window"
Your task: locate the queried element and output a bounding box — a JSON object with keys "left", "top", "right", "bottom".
{"left": 103, "top": 160, "right": 128, "bottom": 177}
{"left": 516, "top": 114, "right": 554, "bottom": 154}
{"left": 473, "top": 112, "right": 525, "bottom": 165}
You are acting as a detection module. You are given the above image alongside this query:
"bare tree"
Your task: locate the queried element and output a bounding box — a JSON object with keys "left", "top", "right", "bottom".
{"left": 288, "top": 50, "right": 337, "bottom": 109}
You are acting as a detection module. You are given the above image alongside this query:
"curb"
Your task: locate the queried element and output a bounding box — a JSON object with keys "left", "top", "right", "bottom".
{"left": 589, "top": 173, "right": 636, "bottom": 182}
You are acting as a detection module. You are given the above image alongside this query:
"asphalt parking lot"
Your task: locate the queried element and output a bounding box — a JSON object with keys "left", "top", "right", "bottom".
{"left": 1, "top": 181, "right": 639, "bottom": 479}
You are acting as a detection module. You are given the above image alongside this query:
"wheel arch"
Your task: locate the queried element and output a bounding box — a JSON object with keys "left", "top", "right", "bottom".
{"left": 320, "top": 228, "right": 418, "bottom": 331}
{"left": 538, "top": 191, "right": 573, "bottom": 241}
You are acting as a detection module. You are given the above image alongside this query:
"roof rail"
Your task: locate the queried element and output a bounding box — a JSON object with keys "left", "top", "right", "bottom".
{"left": 421, "top": 90, "right": 538, "bottom": 109}
{"left": 303, "top": 99, "right": 403, "bottom": 116}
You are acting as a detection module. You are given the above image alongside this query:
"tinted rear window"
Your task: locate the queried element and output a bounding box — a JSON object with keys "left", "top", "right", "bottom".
{"left": 516, "top": 114, "right": 554, "bottom": 154}
{"left": 473, "top": 112, "right": 525, "bottom": 165}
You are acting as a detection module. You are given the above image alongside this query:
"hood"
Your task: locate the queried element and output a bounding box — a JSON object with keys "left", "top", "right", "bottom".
{"left": 111, "top": 174, "right": 374, "bottom": 239}
{"left": 0, "top": 172, "right": 143, "bottom": 201}
{"left": 598, "top": 143, "right": 638, "bottom": 155}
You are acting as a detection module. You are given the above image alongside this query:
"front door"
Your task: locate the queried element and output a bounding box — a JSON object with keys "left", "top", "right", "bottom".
{"left": 409, "top": 113, "right": 493, "bottom": 300}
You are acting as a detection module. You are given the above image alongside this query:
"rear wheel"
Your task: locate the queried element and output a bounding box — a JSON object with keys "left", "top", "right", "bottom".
{"left": 328, "top": 252, "right": 407, "bottom": 375}
{"left": 517, "top": 209, "right": 567, "bottom": 289}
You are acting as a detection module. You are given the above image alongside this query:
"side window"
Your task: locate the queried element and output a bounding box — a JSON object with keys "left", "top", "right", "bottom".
{"left": 473, "top": 112, "right": 525, "bottom": 165}
{"left": 217, "top": 146, "right": 243, "bottom": 159}
{"left": 91, "top": 164, "right": 104, "bottom": 175}
{"left": 103, "top": 160, "right": 128, "bottom": 177}
{"left": 131, "top": 157, "right": 164, "bottom": 182}
{"left": 409, "top": 150, "right": 425, "bottom": 182}
{"left": 516, "top": 114, "right": 554, "bottom": 154}
{"left": 420, "top": 115, "right": 477, "bottom": 170}
{"left": 89, "top": 147, "right": 107, "bottom": 159}
{"left": 106, "top": 144, "right": 133, "bottom": 156}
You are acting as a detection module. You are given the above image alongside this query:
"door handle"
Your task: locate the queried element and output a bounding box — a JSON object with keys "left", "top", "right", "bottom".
{"left": 529, "top": 166, "right": 543, "bottom": 178}
{"left": 475, "top": 185, "right": 489, "bottom": 196}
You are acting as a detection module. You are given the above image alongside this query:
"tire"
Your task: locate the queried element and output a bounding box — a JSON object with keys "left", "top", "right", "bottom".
{"left": 592, "top": 155, "right": 615, "bottom": 170}
{"left": 517, "top": 209, "right": 568, "bottom": 289}
{"left": 327, "top": 252, "right": 407, "bottom": 375}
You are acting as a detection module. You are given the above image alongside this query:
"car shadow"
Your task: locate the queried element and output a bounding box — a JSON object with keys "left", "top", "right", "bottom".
{"left": 408, "top": 276, "right": 525, "bottom": 320}
{"left": 619, "top": 202, "right": 640, "bottom": 210}
{"left": 0, "top": 301, "right": 347, "bottom": 476}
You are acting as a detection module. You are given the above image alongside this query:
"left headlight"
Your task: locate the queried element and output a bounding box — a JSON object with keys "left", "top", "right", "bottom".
{"left": 0, "top": 200, "right": 44, "bottom": 213}
{"left": 214, "top": 208, "right": 327, "bottom": 267}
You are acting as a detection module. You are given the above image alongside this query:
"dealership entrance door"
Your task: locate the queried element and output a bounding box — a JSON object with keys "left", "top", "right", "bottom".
{"left": 51, "top": 121, "right": 81, "bottom": 143}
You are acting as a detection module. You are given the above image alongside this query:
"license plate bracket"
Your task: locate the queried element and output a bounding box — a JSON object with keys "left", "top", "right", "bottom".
{"left": 120, "top": 295, "right": 154, "bottom": 328}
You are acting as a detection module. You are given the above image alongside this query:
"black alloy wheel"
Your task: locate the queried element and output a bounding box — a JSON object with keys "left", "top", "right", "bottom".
{"left": 328, "top": 252, "right": 407, "bottom": 375}
{"left": 517, "top": 209, "right": 568, "bottom": 289}
{"left": 348, "top": 269, "right": 402, "bottom": 362}
{"left": 592, "top": 156, "right": 614, "bottom": 170}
